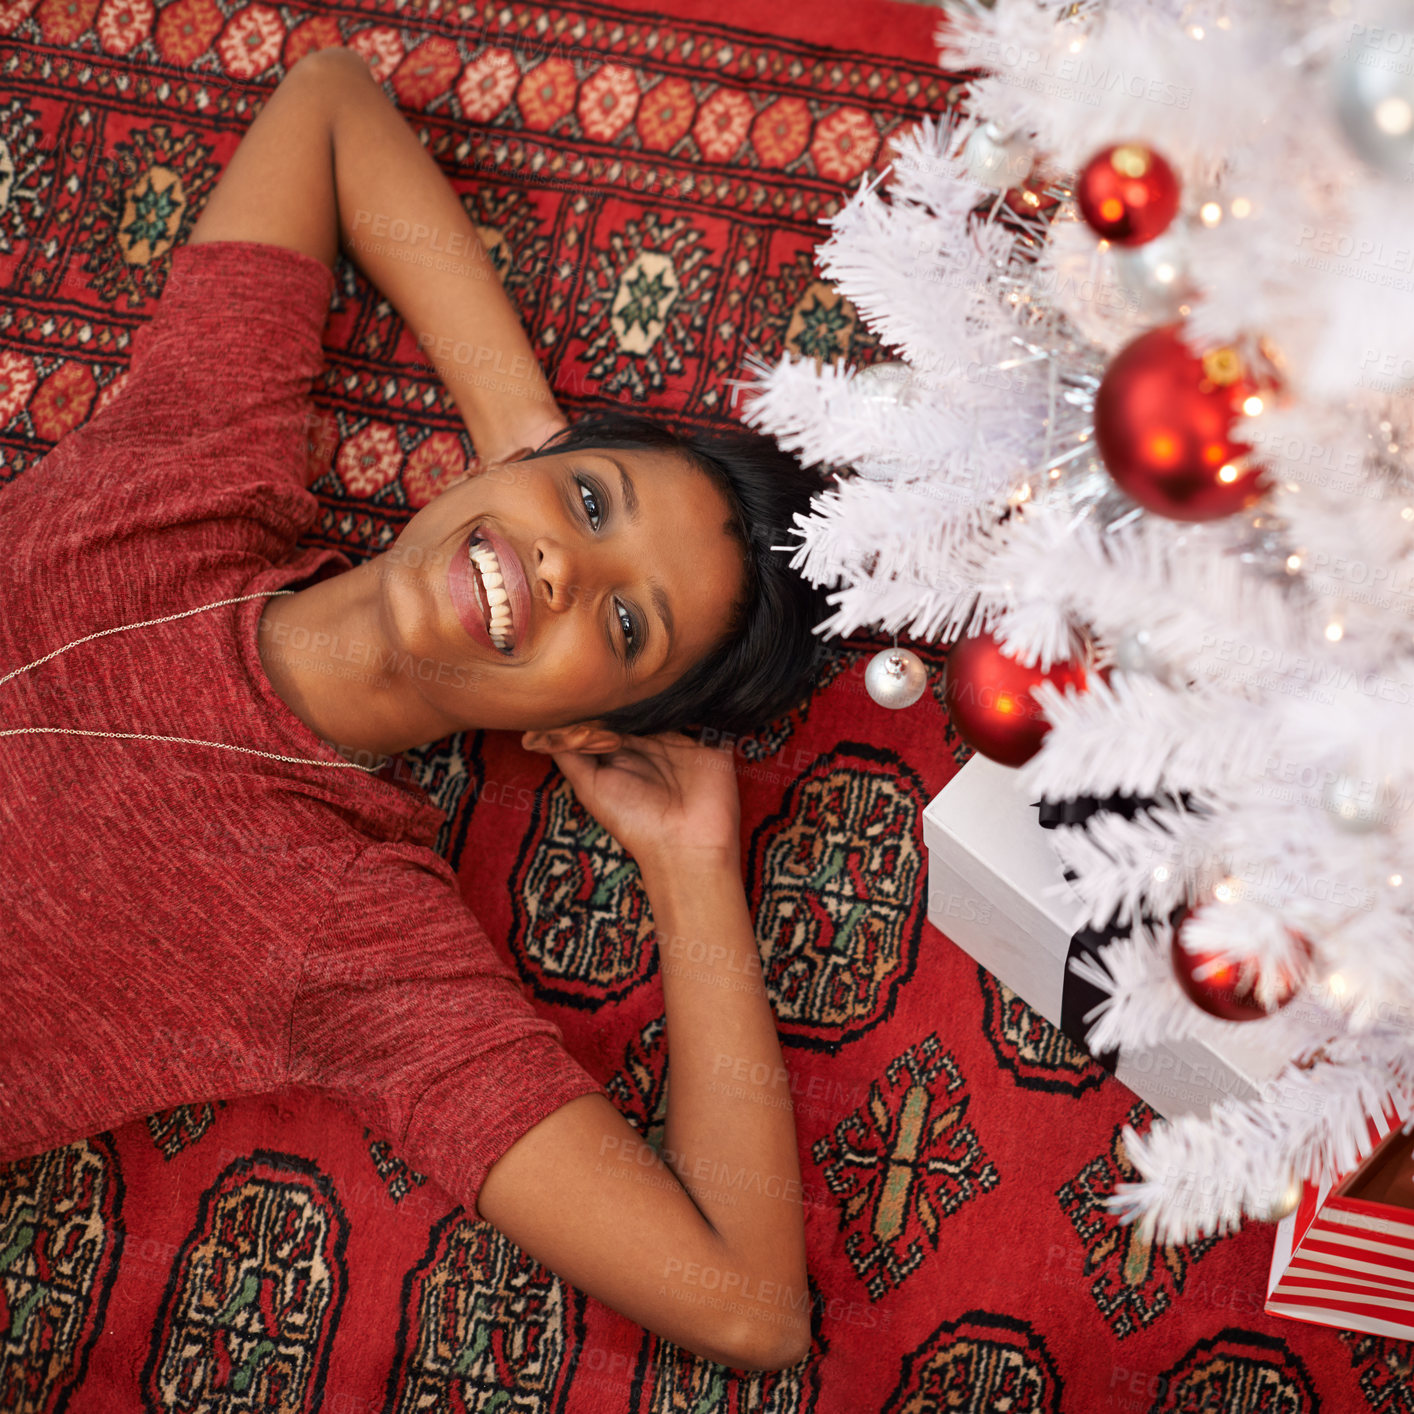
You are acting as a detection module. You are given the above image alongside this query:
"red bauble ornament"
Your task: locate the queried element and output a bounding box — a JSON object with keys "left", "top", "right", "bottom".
{"left": 942, "top": 630, "right": 1089, "bottom": 767}
{"left": 1076, "top": 143, "right": 1181, "bottom": 246}
{"left": 1170, "top": 908, "right": 1312, "bottom": 1022}
{"left": 1095, "top": 324, "right": 1273, "bottom": 522}
{"left": 1001, "top": 162, "right": 1064, "bottom": 219}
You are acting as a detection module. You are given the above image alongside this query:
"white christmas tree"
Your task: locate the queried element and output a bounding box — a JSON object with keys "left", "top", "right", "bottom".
{"left": 737, "top": 0, "right": 1414, "bottom": 1243}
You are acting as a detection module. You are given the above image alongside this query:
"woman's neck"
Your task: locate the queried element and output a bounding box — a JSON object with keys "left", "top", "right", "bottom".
{"left": 256, "top": 560, "right": 463, "bottom": 763}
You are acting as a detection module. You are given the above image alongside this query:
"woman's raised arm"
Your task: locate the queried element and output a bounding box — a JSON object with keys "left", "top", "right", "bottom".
{"left": 188, "top": 46, "right": 568, "bottom": 465}
{"left": 478, "top": 733, "right": 812, "bottom": 1371}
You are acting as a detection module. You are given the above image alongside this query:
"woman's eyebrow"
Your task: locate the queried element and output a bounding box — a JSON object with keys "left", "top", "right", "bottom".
{"left": 598, "top": 452, "right": 641, "bottom": 526}
{"left": 591, "top": 453, "right": 675, "bottom": 658}
{"left": 650, "top": 583, "right": 675, "bottom": 658}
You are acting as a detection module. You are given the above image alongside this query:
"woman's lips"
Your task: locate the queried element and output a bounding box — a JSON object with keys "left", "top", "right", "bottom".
{"left": 448, "top": 528, "right": 500, "bottom": 652}
{"left": 446, "top": 521, "right": 531, "bottom": 655}
{"left": 472, "top": 521, "right": 531, "bottom": 649}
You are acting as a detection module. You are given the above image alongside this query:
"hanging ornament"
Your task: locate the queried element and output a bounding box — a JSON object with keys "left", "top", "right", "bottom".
{"left": 1076, "top": 143, "right": 1181, "bottom": 246}
{"left": 1094, "top": 324, "right": 1274, "bottom": 522}
{"left": 853, "top": 360, "right": 916, "bottom": 405}
{"left": 848, "top": 362, "right": 918, "bottom": 481}
{"left": 1331, "top": 6, "right": 1414, "bottom": 178}
{"left": 1001, "top": 168, "right": 1064, "bottom": 219}
{"left": 1109, "top": 226, "right": 1194, "bottom": 320}
{"left": 1256, "top": 1173, "right": 1304, "bottom": 1223}
{"left": 942, "top": 629, "right": 1089, "bottom": 767}
{"left": 865, "top": 645, "right": 928, "bottom": 709}
{"left": 1321, "top": 772, "right": 1386, "bottom": 833}
{"left": 1170, "top": 907, "right": 1313, "bottom": 1021}
{"left": 1114, "top": 627, "right": 1161, "bottom": 676}
{"left": 963, "top": 120, "right": 1036, "bottom": 191}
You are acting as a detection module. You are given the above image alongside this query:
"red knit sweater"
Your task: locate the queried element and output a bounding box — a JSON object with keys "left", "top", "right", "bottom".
{"left": 0, "top": 239, "right": 606, "bottom": 1214}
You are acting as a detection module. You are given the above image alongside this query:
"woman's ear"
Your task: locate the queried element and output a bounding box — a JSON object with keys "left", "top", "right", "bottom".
{"left": 522, "top": 723, "right": 624, "bottom": 756}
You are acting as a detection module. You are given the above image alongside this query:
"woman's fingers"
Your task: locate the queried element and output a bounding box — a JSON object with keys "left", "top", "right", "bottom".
{"left": 549, "top": 747, "right": 602, "bottom": 801}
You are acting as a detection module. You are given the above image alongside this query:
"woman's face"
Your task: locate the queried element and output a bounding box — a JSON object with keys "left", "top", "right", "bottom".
{"left": 374, "top": 445, "right": 747, "bottom": 733}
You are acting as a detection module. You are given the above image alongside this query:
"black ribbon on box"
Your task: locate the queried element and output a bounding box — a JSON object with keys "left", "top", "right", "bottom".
{"left": 1035, "top": 792, "right": 1175, "bottom": 1076}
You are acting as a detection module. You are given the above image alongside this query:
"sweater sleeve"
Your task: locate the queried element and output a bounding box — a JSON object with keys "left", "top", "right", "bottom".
{"left": 287, "top": 841, "right": 609, "bottom": 1218}
{"left": 78, "top": 238, "right": 336, "bottom": 489}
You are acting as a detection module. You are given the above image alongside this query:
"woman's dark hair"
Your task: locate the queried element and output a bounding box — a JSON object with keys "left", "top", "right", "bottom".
{"left": 520, "top": 406, "right": 832, "bottom": 738}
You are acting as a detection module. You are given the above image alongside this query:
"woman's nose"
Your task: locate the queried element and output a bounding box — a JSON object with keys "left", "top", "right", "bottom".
{"left": 534, "top": 538, "right": 590, "bottom": 612}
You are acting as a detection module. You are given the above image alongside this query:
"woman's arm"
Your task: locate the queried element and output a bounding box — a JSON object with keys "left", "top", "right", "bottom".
{"left": 477, "top": 737, "right": 811, "bottom": 1371}
{"left": 188, "top": 46, "right": 567, "bottom": 465}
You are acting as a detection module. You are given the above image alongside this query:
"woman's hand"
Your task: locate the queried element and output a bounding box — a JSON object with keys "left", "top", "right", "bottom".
{"left": 546, "top": 731, "right": 741, "bottom": 882}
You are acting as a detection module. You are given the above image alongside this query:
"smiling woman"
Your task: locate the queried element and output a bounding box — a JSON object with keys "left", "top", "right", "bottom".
{"left": 206, "top": 46, "right": 826, "bottom": 764}
{"left": 256, "top": 423, "right": 747, "bottom": 752}
{"left": 0, "top": 44, "right": 833, "bottom": 1378}
{"left": 257, "top": 404, "right": 827, "bottom": 756}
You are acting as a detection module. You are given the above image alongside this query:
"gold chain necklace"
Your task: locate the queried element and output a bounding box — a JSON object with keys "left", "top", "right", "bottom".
{"left": 0, "top": 589, "right": 384, "bottom": 773}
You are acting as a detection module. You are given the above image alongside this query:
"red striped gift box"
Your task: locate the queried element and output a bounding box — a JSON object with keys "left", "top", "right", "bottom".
{"left": 1266, "top": 1107, "right": 1414, "bottom": 1339}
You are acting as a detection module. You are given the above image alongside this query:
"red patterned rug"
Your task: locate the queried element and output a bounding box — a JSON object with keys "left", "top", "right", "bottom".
{"left": 3, "top": 0, "right": 1413, "bottom": 1410}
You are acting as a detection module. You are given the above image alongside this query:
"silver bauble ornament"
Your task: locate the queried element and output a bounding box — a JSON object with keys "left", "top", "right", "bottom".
{"left": 1322, "top": 772, "right": 1385, "bottom": 833}
{"left": 864, "top": 646, "right": 928, "bottom": 708}
{"left": 853, "top": 360, "right": 916, "bottom": 405}
{"left": 1110, "top": 227, "right": 1193, "bottom": 320}
{"left": 1114, "top": 628, "right": 1160, "bottom": 675}
{"left": 850, "top": 362, "right": 919, "bottom": 481}
{"left": 963, "top": 120, "right": 1035, "bottom": 190}
{"left": 1256, "top": 1173, "right": 1303, "bottom": 1223}
{"left": 1332, "top": 6, "right": 1414, "bottom": 177}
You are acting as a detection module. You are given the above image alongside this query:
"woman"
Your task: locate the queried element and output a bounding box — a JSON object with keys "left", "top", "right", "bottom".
{"left": 0, "top": 48, "right": 828, "bottom": 1372}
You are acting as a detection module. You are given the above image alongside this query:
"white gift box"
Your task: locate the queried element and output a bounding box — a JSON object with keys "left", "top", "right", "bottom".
{"left": 922, "top": 754, "right": 1288, "bottom": 1120}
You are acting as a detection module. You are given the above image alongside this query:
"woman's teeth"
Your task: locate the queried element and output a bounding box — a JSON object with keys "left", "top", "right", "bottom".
{"left": 469, "top": 536, "right": 514, "bottom": 649}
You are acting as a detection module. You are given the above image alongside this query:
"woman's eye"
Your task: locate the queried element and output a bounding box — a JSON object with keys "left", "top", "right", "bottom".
{"left": 576, "top": 474, "right": 637, "bottom": 659}
{"left": 616, "top": 601, "right": 635, "bottom": 647}
{"left": 577, "top": 477, "right": 601, "bottom": 528}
